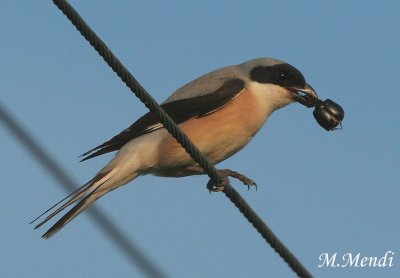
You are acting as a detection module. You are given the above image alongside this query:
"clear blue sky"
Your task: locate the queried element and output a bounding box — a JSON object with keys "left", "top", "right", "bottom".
{"left": 1, "top": 1, "right": 399, "bottom": 277}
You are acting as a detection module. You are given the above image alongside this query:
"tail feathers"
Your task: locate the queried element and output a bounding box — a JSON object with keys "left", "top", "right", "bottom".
{"left": 31, "top": 182, "right": 93, "bottom": 229}
{"left": 41, "top": 185, "right": 104, "bottom": 239}
{"left": 31, "top": 171, "right": 111, "bottom": 239}
{"left": 29, "top": 182, "right": 91, "bottom": 225}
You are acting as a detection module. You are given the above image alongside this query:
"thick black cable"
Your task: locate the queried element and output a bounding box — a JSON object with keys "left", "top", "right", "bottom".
{"left": 224, "top": 185, "right": 313, "bottom": 278}
{"left": 0, "top": 102, "right": 169, "bottom": 278}
{"left": 52, "top": 0, "right": 222, "bottom": 186}
{"left": 51, "top": 1, "right": 313, "bottom": 277}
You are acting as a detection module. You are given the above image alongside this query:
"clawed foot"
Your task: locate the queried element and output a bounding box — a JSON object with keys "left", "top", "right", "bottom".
{"left": 207, "top": 169, "right": 257, "bottom": 192}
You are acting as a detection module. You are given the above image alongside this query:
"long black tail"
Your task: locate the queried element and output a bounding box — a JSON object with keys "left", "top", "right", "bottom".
{"left": 31, "top": 171, "right": 111, "bottom": 238}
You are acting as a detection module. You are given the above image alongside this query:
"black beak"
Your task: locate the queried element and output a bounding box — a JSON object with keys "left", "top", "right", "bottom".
{"left": 290, "top": 83, "right": 320, "bottom": 108}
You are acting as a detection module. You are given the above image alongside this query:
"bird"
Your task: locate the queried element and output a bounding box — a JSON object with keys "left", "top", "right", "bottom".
{"left": 32, "top": 57, "right": 318, "bottom": 238}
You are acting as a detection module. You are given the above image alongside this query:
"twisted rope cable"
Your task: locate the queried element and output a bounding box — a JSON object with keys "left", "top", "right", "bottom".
{"left": 224, "top": 185, "right": 312, "bottom": 278}
{"left": 52, "top": 0, "right": 221, "bottom": 185}
{"left": 52, "top": 1, "right": 313, "bottom": 277}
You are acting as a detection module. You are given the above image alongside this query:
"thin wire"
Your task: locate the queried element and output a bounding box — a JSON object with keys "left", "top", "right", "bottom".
{"left": 51, "top": 1, "right": 313, "bottom": 277}
{"left": 0, "top": 101, "right": 169, "bottom": 278}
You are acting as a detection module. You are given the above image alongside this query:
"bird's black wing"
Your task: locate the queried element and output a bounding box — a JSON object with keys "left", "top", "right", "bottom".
{"left": 80, "top": 78, "right": 245, "bottom": 161}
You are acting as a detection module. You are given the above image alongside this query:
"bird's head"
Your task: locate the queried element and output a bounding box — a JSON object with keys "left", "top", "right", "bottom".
{"left": 239, "top": 58, "right": 318, "bottom": 109}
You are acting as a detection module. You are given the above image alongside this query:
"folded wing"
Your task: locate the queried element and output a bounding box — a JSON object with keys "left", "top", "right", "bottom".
{"left": 80, "top": 78, "right": 246, "bottom": 161}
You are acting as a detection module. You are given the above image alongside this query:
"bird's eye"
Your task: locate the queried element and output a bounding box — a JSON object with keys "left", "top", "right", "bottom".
{"left": 279, "top": 72, "right": 287, "bottom": 80}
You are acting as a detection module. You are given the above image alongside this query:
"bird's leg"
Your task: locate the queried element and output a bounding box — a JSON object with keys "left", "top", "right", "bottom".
{"left": 220, "top": 169, "right": 257, "bottom": 190}
{"left": 207, "top": 169, "right": 257, "bottom": 192}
